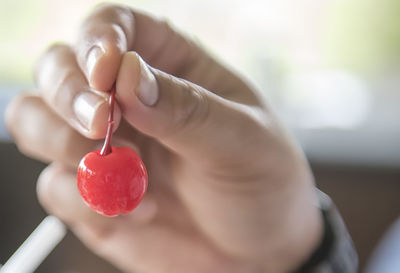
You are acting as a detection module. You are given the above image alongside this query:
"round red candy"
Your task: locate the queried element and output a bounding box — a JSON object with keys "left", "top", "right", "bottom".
{"left": 77, "top": 147, "right": 148, "bottom": 217}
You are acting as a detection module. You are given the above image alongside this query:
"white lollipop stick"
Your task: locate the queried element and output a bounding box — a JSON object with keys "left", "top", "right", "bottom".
{"left": 0, "top": 216, "right": 66, "bottom": 273}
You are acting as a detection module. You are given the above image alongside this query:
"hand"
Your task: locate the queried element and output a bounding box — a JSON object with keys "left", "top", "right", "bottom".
{"left": 6, "top": 4, "right": 322, "bottom": 273}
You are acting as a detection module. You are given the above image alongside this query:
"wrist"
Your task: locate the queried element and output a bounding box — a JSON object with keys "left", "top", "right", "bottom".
{"left": 259, "top": 186, "right": 324, "bottom": 273}
{"left": 292, "top": 190, "right": 358, "bottom": 273}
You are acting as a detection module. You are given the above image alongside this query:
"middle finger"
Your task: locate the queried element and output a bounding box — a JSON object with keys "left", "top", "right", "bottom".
{"left": 35, "top": 43, "right": 121, "bottom": 139}
{"left": 6, "top": 93, "right": 100, "bottom": 168}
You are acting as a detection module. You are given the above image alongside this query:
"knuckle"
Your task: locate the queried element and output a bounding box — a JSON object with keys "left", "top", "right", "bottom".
{"left": 82, "top": 3, "right": 133, "bottom": 48}
{"left": 36, "top": 164, "right": 58, "bottom": 207}
{"left": 35, "top": 43, "right": 74, "bottom": 88}
{"left": 88, "top": 2, "right": 132, "bottom": 27}
{"left": 35, "top": 43, "right": 70, "bottom": 72}
{"left": 5, "top": 94, "right": 24, "bottom": 136}
{"left": 6, "top": 95, "right": 58, "bottom": 162}
{"left": 51, "top": 69, "right": 77, "bottom": 108}
{"left": 91, "top": 2, "right": 122, "bottom": 16}
{"left": 14, "top": 128, "right": 51, "bottom": 163}
{"left": 172, "top": 80, "right": 209, "bottom": 134}
{"left": 5, "top": 93, "right": 35, "bottom": 141}
{"left": 44, "top": 42, "right": 69, "bottom": 55}
{"left": 16, "top": 141, "right": 36, "bottom": 159}
{"left": 36, "top": 164, "right": 77, "bottom": 217}
{"left": 81, "top": 21, "right": 123, "bottom": 43}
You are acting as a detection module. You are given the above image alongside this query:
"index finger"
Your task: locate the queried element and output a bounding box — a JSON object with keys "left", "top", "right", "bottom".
{"left": 76, "top": 3, "right": 200, "bottom": 92}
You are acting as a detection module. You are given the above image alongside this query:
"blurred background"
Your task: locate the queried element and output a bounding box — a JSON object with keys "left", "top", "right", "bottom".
{"left": 0, "top": 0, "right": 399, "bottom": 272}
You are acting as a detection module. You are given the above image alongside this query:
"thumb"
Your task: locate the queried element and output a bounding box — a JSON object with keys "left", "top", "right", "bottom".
{"left": 116, "top": 52, "right": 264, "bottom": 167}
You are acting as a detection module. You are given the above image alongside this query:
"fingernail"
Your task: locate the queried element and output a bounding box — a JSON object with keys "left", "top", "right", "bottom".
{"left": 86, "top": 46, "right": 103, "bottom": 81}
{"left": 73, "top": 92, "right": 105, "bottom": 130}
{"left": 137, "top": 56, "right": 159, "bottom": 106}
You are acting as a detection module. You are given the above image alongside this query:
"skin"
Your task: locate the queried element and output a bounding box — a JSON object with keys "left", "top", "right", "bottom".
{"left": 6, "top": 4, "right": 322, "bottom": 273}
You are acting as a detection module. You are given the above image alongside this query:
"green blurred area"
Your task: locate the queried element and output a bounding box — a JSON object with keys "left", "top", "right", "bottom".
{"left": 323, "top": 0, "right": 400, "bottom": 73}
{"left": 0, "top": 0, "right": 139, "bottom": 85}
{"left": 0, "top": 0, "right": 399, "bottom": 85}
{"left": 0, "top": 0, "right": 45, "bottom": 84}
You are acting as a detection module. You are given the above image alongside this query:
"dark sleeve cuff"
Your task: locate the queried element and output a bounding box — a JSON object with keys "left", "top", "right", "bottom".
{"left": 293, "top": 190, "right": 358, "bottom": 273}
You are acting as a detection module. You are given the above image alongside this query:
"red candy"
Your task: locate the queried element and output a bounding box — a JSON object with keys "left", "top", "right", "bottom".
{"left": 77, "top": 147, "right": 147, "bottom": 216}
{"left": 77, "top": 84, "right": 148, "bottom": 217}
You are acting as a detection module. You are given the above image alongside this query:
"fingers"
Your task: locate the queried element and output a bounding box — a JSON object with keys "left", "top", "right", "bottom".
{"left": 34, "top": 3, "right": 260, "bottom": 144}
{"left": 6, "top": 93, "right": 144, "bottom": 168}
{"left": 76, "top": 4, "right": 134, "bottom": 91}
{"left": 37, "top": 163, "right": 157, "bottom": 236}
{"left": 75, "top": 4, "right": 234, "bottom": 98}
{"left": 116, "top": 52, "right": 267, "bottom": 167}
{"left": 35, "top": 43, "right": 121, "bottom": 139}
{"left": 37, "top": 163, "right": 109, "bottom": 227}
{"left": 38, "top": 164, "right": 243, "bottom": 273}
{"left": 5, "top": 94, "right": 97, "bottom": 168}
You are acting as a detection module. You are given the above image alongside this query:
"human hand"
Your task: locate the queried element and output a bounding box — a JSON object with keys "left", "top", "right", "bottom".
{"left": 6, "top": 4, "right": 322, "bottom": 273}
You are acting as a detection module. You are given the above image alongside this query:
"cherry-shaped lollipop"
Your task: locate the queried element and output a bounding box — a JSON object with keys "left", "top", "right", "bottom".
{"left": 77, "top": 85, "right": 148, "bottom": 217}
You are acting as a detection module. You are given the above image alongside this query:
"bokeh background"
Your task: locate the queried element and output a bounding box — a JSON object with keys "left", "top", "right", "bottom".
{"left": 0, "top": 0, "right": 399, "bottom": 272}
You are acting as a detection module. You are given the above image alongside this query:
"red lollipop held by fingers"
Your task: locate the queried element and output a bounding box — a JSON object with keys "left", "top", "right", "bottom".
{"left": 77, "top": 85, "right": 148, "bottom": 217}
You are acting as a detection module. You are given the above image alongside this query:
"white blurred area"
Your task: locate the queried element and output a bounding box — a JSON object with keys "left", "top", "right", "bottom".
{"left": 0, "top": 0, "right": 399, "bottom": 167}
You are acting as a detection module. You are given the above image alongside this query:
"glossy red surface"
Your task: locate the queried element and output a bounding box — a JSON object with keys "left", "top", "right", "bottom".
{"left": 77, "top": 147, "right": 148, "bottom": 217}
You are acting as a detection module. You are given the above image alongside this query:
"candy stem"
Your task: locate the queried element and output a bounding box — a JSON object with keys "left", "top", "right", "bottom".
{"left": 100, "top": 84, "right": 116, "bottom": 156}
